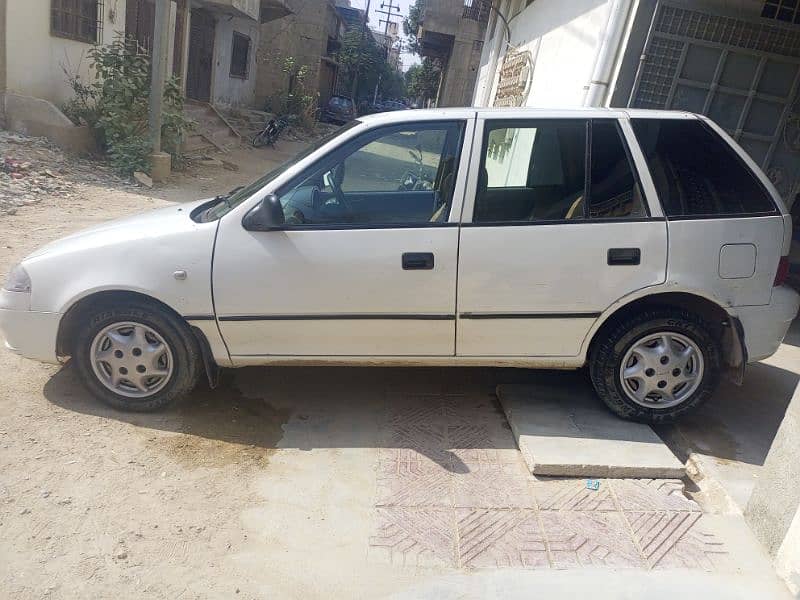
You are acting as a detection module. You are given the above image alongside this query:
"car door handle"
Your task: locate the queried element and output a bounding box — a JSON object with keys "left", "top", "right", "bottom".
{"left": 608, "top": 248, "right": 641, "bottom": 266}
{"left": 402, "top": 252, "right": 434, "bottom": 270}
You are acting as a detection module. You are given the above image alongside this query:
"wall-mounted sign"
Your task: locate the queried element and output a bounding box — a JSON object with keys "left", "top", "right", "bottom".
{"left": 493, "top": 49, "right": 533, "bottom": 107}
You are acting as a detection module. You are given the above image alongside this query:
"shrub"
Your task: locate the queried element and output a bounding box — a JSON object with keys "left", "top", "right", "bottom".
{"left": 63, "top": 36, "right": 193, "bottom": 176}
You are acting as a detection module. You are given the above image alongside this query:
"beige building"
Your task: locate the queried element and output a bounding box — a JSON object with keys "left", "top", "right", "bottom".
{"left": 0, "top": 0, "right": 290, "bottom": 150}
{"left": 255, "top": 0, "right": 344, "bottom": 112}
{"left": 417, "top": 0, "right": 489, "bottom": 107}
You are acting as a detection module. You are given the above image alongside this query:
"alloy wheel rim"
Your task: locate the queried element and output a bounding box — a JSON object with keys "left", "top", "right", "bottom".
{"left": 90, "top": 321, "right": 174, "bottom": 399}
{"left": 619, "top": 331, "right": 704, "bottom": 409}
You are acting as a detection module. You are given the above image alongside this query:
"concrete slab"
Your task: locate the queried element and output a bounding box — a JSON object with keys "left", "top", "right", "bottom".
{"left": 497, "top": 383, "right": 686, "bottom": 478}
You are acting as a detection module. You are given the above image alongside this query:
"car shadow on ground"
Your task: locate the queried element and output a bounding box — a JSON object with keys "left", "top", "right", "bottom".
{"left": 43, "top": 362, "right": 563, "bottom": 474}
{"left": 43, "top": 357, "right": 798, "bottom": 474}
{"left": 657, "top": 360, "right": 799, "bottom": 466}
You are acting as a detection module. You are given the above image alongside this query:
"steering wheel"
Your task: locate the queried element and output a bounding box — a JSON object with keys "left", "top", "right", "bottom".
{"left": 329, "top": 163, "right": 355, "bottom": 217}
{"left": 285, "top": 186, "right": 321, "bottom": 225}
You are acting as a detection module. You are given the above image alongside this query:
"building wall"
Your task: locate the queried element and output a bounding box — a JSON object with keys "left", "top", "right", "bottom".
{"left": 231, "top": 0, "right": 260, "bottom": 21}
{"left": 746, "top": 380, "right": 800, "bottom": 594}
{"left": 473, "top": 0, "right": 614, "bottom": 107}
{"left": 255, "top": 0, "right": 336, "bottom": 111}
{"left": 420, "top": 0, "right": 488, "bottom": 107}
{"left": 439, "top": 36, "right": 483, "bottom": 107}
{"left": 4, "top": 0, "right": 125, "bottom": 108}
{"left": 211, "top": 14, "right": 259, "bottom": 107}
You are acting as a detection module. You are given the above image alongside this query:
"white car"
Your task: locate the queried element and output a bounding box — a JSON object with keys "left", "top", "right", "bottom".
{"left": 1, "top": 108, "right": 798, "bottom": 423}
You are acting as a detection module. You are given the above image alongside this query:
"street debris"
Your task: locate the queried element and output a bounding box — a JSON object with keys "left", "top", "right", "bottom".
{"left": 133, "top": 171, "right": 153, "bottom": 188}
{"left": 0, "top": 131, "right": 130, "bottom": 217}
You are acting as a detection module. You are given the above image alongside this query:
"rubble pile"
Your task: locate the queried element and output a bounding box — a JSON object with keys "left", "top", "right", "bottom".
{"left": 0, "top": 131, "right": 127, "bottom": 216}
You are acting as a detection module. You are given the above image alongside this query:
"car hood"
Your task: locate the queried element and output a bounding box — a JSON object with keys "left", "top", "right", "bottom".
{"left": 25, "top": 198, "right": 212, "bottom": 261}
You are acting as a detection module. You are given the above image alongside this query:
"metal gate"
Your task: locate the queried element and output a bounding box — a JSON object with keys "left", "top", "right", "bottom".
{"left": 630, "top": 2, "right": 800, "bottom": 203}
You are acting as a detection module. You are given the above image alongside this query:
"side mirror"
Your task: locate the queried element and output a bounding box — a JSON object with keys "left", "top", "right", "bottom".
{"left": 242, "top": 194, "right": 285, "bottom": 231}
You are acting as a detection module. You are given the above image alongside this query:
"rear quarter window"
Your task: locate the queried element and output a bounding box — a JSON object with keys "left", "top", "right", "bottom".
{"left": 631, "top": 118, "right": 776, "bottom": 218}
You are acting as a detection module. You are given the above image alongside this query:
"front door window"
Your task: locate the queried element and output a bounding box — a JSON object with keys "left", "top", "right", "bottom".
{"left": 276, "top": 122, "right": 464, "bottom": 226}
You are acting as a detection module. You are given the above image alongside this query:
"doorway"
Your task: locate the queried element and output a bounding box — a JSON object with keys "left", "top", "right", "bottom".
{"left": 186, "top": 8, "right": 215, "bottom": 102}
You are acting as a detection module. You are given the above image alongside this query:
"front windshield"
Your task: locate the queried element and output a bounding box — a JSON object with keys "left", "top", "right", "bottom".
{"left": 203, "top": 120, "right": 361, "bottom": 221}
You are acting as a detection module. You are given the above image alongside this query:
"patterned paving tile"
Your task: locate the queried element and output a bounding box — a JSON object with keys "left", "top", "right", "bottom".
{"left": 540, "top": 511, "right": 645, "bottom": 569}
{"left": 369, "top": 393, "right": 726, "bottom": 573}
{"left": 375, "top": 453, "right": 453, "bottom": 508}
{"left": 368, "top": 507, "right": 457, "bottom": 567}
{"left": 453, "top": 461, "right": 535, "bottom": 509}
{"left": 533, "top": 478, "right": 618, "bottom": 512}
{"left": 610, "top": 479, "right": 701, "bottom": 512}
{"left": 456, "top": 509, "right": 549, "bottom": 568}
{"left": 625, "top": 511, "right": 729, "bottom": 570}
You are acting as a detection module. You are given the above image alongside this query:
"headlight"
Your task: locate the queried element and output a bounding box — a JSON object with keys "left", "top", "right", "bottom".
{"left": 3, "top": 264, "right": 31, "bottom": 293}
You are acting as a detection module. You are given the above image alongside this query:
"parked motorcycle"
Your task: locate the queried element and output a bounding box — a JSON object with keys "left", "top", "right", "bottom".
{"left": 252, "top": 115, "right": 294, "bottom": 148}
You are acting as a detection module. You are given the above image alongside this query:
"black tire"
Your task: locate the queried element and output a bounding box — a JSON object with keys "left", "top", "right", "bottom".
{"left": 252, "top": 132, "right": 267, "bottom": 148}
{"left": 589, "top": 308, "right": 721, "bottom": 424}
{"left": 73, "top": 300, "right": 201, "bottom": 412}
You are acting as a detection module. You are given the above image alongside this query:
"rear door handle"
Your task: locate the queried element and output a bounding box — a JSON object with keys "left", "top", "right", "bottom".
{"left": 608, "top": 248, "right": 641, "bottom": 266}
{"left": 402, "top": 252, "right": 434, "bottom": 270}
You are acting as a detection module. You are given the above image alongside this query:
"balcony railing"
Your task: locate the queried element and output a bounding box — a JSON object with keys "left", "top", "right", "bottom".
{"left": 462, "top": 0, "right": 491, "bottom": 22}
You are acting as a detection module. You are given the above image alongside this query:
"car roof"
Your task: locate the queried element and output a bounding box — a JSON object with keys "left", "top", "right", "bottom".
{"left": 357, "top": 107, "right": 700, "bottom": 124}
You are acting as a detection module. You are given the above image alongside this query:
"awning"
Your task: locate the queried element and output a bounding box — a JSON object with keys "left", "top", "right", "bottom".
{"left": 261, "top": 0, "right": 292, "bottom": 22}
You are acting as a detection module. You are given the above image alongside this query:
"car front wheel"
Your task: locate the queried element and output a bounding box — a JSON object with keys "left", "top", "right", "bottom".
{"left": 73, "top": 300, "right": 201, "bottom": 411}
{"left": 589, "top": 309, "right": 721, "bottom": 423}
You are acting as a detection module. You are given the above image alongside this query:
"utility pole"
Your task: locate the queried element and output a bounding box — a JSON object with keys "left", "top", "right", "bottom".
{"left": 148, "top": 0, "right": 171, "bottom": 182}
{"left": 374, "top": 0, "right": 400, "bottom": 101}
{"left": 349, "top": 0, "right": 372, "bottom": 104}
{"left": 377, "top": 0, "right": 400, "bottom": 38}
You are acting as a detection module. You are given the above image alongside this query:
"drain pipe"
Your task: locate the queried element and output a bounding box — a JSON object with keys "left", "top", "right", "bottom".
{"left": 478, "top": 0, "right": 512, "bottom": 107}
{"left": 584, "top": 0, "right": 635, "bottom": 107}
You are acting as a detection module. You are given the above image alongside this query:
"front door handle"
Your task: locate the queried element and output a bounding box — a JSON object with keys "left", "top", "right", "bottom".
{"left": 608, "top": 248, "right": 641, "bottom": 266}
{"left": 402, "top": 252, "right": 434, "bottom": 270}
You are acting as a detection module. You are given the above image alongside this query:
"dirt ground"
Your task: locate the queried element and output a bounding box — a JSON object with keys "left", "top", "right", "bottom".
{"left": 0, "top": 141, "right": 304, "bottom": 599}
{"left": 0, "top": 140, "right": 795, "bottom": 599}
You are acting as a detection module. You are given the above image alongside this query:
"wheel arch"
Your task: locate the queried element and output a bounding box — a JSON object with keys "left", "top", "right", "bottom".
{"left": 584, "top": 290, "right": 745, "bottom": 383}
{"left": 56, "top": 290, "right": 211, "bottom": 367}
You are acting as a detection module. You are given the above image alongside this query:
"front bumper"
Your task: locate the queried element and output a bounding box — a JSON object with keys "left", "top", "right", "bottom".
{"left": 0, "top": 291, "right": 61, "bottom": 364}
{"left": 737, "top": 285, "right": 800, "bottom": 362}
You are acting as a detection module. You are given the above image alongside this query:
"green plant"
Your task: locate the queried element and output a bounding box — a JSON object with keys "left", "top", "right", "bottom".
{"left": 405, "top": 58, "right": 441, "bottom": 104}
{"left": 403, "top": 0, "right": 424, "bottom": 55}
{"left": 63, "top": 36, "right": 192, "bottom": 176}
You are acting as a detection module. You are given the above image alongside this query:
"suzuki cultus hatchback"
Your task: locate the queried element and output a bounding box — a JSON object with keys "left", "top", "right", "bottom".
{"left": 1, "top": 108, "right": 797, "bottom": 423}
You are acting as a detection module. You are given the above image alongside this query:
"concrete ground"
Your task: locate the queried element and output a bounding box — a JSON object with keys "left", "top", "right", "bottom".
{"left": 0, "top": 363, "right": 792, "bottom": 598}
{"left": 0, "top": 140, "right": 796, "bottom": 598}
{"left": 657, "top": 319, "right": 800, "bottom": 513}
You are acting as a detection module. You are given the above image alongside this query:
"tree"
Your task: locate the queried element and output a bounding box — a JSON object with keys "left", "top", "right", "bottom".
{"left": 403, "top": 0, "right": 423, "bottom": 55}
{"left": 405, "top": 57, "right": 441, "bottom": 105}
{"left": 338, "top": 28, "right": 407, "bottom": 102}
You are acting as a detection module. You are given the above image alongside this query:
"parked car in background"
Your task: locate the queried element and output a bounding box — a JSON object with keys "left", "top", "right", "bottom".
{"left": 1, "top": 108, "right": 797, "bottom": 423}
{"left": 381, "top": 100, "right": 408, "bottom": 111}
{"left": 321, "top": 95, "right": 356, "bottom": 124}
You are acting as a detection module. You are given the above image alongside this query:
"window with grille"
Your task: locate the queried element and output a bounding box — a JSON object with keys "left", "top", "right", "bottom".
{"left": 230, "top": 32, "right": 251, "bottom": 79}
{"left": 761, "top": 0, "right": 800, "bottom": 24}
{"left": 51, "top": 0, "right": 103, "bottom": 44}
{"left": 463, "top": 0, "right": 491, "bottom": 23}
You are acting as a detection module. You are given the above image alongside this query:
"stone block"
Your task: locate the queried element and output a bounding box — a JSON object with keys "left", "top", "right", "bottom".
{"left": 497, "top": 383, "right": 685, "bottom": 478}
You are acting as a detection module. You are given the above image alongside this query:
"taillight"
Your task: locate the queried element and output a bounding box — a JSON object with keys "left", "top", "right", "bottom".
{"left": 774, "top": 256, "right": 790, "bottom": 287}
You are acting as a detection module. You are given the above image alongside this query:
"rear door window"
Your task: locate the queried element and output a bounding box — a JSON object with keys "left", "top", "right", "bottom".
{"left": 631, "top": 119, "right": 776, "bottom": 217}
{"left": 588, "top": 121, "right": 646, "bottom": 219}
{"left": 474, "top": 119, "right": 647, "bottom": 223}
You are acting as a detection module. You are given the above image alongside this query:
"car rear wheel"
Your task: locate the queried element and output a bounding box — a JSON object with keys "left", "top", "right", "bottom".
{"left": 73, "top": 300, "right": 201, "bottom": 411}
{"left": 589, "top": 308, "right": 721, "bottom": 423}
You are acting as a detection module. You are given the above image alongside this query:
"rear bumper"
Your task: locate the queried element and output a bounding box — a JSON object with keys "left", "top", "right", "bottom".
{"left": 0, "top": 292, "right": 61, "bottom": 363}
{"left": 737, "top": 286, "right": 800, "bottom": 362}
